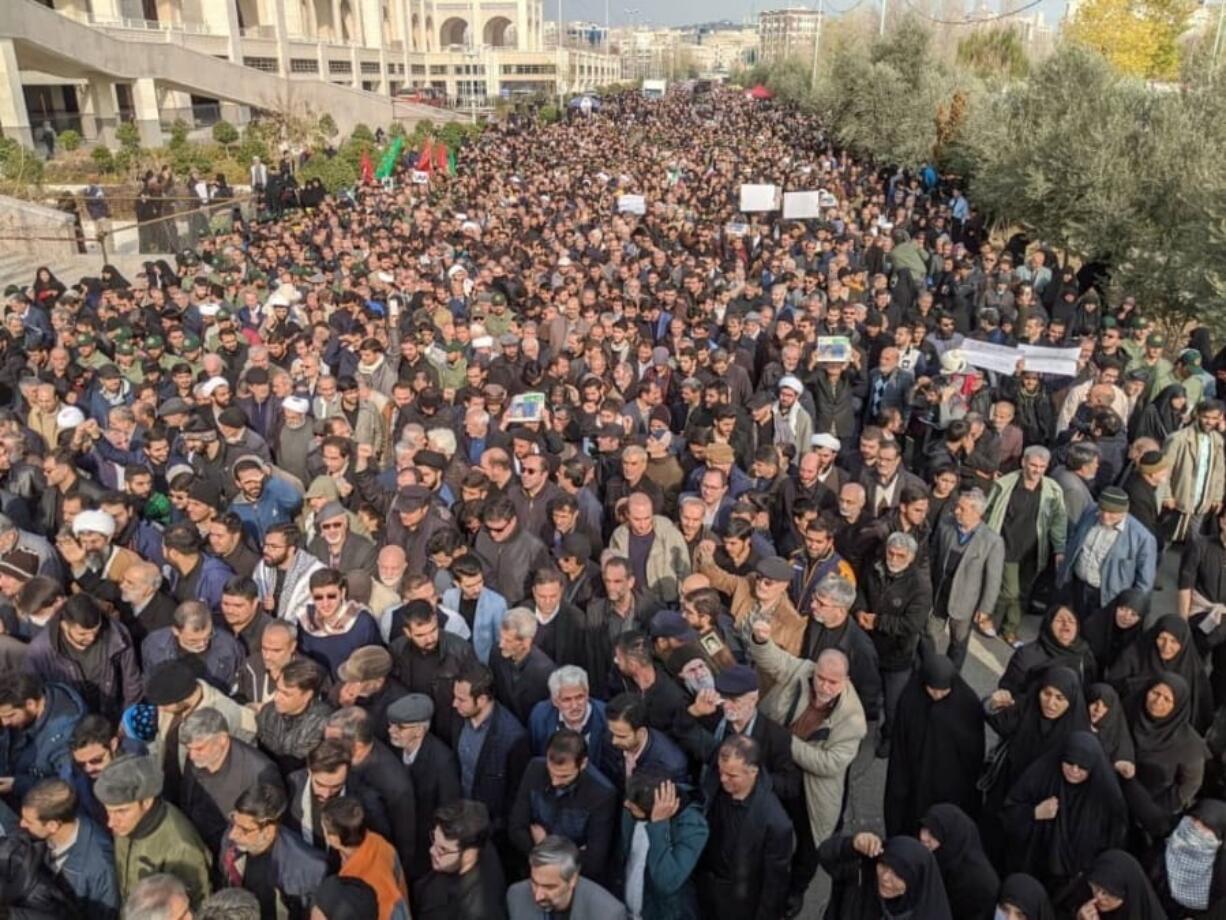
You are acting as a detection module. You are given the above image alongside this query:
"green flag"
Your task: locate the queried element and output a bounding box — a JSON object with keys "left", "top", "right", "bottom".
{"left": 375, "top": 136, "right": 405, "bottom": 180}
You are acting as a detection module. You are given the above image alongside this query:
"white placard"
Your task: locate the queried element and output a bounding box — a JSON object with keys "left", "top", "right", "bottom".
{"left": 1019, "top": 344, "right": 1081, "bottom": 377}
{"left": 739, "top": 184, "right": 781, "bottom": 212}
{"left": 617, "top": 194, "right": 646, "bottom": 215}
{"left": 724, "top": 222, "right": 749, "bottom": 237}
{"left": 783, "top": 191, "right": 822, "bottom": 220}
{"left": 961, "top": 339, "right": 1023, "bottom": 376}
{"left": 411, "top": 170, "right": 429, "bottom": 184}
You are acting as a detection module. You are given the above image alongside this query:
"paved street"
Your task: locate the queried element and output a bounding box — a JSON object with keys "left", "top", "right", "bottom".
{"left": 796, "top": 545, "right": 1181, "bottom": 918}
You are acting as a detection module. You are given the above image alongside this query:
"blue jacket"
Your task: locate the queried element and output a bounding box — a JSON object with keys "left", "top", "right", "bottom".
{"left": 441, "top": 586, "right": 507, "bottom": 664}
{"left": 1058, "top": 508, "right": 1157, "bottom": 606}
{"left": 1, "top": 682, "right": 85, "bottom": 798}
{"left": 601, "top": 728, "right": 690, "bottom": 792}
{"left": 171, "top": 553, "right": 235, "bottom": 613}
{"left": 528, "top": 697, "right": 610, "bottom": 768}
{"left": 218, "top": 823, "right": 328, "bottom": 915}
{"left": 618, "top": 805, "right": 710, "bottom": 920}
{"left": 141, "top": 627, "right": 245, "bottom": 694}
{"left": 231, "top": 475, "right": 303, "bottom": 546}
{"left": 59, "top": 816, "right": 120, "bottom": 920}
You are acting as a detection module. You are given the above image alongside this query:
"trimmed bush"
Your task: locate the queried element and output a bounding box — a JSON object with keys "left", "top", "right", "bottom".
{"left": 211, "top": 120, "right": 239, "bottom": 146}
{"left": 298, "top": 153, "right": 357, "bottom": 194}
{"left": 58, "top": 130, "right": 82, "bottom": 152}
{"left": 90, "top": 145, "right": 116, "bottom": 174}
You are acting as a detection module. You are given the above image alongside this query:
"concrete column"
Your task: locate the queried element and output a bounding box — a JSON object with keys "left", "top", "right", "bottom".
{"left": 332, "top": 0, "right": 343, "bottom": 41}
{"left": 351, "top": 45, "right": 361, "bottom": 88}
{"left": 471, "top": 0, "right": 481, "bottom": 47}
{"left": 515, "top": 0, "right": 526, "bottom": 50}
{"left": 85, "top": 77, "right": 119, "bottom": 146}
{"left": 0, "top": 40, "right": 33, "bottom": 148}
{"left": 274, "top": 0, "right": 291, "bottom": 75}
{"left": 131, "top": 77, "right": 162, "bottom": 148}
{"left": 92, "top": 0, "right": 123, "bottom": 21}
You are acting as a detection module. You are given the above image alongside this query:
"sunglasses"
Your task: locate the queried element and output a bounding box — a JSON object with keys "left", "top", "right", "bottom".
{"left": 320, "top": 521, "right": 345, "bottom": 530}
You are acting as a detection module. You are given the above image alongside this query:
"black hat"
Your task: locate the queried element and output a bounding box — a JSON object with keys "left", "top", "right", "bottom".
{"left": 714, "top": 664, "right": 759, "bottom": 697}
{"left": 96, "top": 363, "right": 122, "bottom": 380}
{"left": 414, "top": 449, "right": 447, "bottom": 471}
{"left": 245, "top": 367, "right": 270, "bottom": 385}
{"left": 145, "top": 661, "right": 198, "bottom": 706}
{"left": 188, "top": 479, "right": 221, "bottom": 506}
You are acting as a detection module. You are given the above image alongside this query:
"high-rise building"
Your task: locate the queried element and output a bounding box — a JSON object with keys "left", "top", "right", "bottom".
{"left": 757, "top": 7, "right": 819, "bottom": 64}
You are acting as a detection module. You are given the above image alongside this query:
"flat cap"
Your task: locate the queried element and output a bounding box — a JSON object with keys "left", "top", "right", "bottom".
{"left": 0, "top": 549, "right": 38, "bottom": 582}
{"left": 157, "top": 397, "right": 192, "bottom": 418}
{"left": 755, "top": 555, "right": 793, "bottom": 583}
{"left": 338, "top": 646, "right": 393, "bottom": 683}
{"left": 1098, "top": 487, "right": 1130, "bottom": 514}
{"left": 387, "top": 692, "right": 434, "bottom": 724}
{"left": 317, "top": 500, "right": 347, "bottom": 523}
{"left": 396, "top": 484, "right": 432, "bottom": 510}
{"left": 649, "top": 609, "right": 697, "bottom": 641}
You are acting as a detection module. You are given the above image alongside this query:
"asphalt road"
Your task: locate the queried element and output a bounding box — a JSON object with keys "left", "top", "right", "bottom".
{"left": 795, "top": 545, "right": 1182, "bottom": 918}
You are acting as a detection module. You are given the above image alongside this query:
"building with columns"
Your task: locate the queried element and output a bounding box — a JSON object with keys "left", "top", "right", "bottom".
{"left": 0, "top": 0, "right": 619, "bottom": 147}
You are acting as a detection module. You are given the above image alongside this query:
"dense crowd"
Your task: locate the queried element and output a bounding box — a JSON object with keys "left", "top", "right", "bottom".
{"left": 0, "top": 85, "right": 1222, "bottom": 920}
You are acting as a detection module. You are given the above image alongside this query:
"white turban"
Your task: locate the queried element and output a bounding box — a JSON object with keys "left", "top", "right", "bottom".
{"left": 56, "top": 406, "right": 85, "bottom": 430}
{"left": 72, "top": 509, "right": 116, "bottom": 538}
{"left": 779, "top": 375, "right": 805, "bottom": 394}
{"left": 200, "top": 377, "right": 229, "bottom": 397}
{"left": 283, "top": 396, "right": 310, "bottom": 414}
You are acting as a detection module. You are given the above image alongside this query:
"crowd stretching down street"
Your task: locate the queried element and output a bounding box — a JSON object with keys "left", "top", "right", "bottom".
{"left": 0, "top": 85, "right": 1222, "bottom": 920}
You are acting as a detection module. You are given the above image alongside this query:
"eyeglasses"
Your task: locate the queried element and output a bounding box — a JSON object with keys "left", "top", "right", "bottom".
{"left": 319, "top": 521, "right": 344, "bottom": 531}
{"left": 486, "top": 520, "right": 512, "bottom": 533}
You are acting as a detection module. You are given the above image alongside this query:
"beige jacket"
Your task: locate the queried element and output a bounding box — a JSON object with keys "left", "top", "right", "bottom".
{"left": 1166, "top": 424, "right": 1226, "bottom": 515}
{"left": 749, "top": 636, "right": 867, "bottom": 846}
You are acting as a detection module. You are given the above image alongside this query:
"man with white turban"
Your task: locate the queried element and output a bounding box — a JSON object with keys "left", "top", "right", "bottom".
{"left": 57, "top": 508, "right": 141, "bottom": 606}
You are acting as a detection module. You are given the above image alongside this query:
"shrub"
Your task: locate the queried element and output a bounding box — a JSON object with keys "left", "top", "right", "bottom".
{"left": 0, "top": 138, "right": 44, "bottom": 185}
{"left": 388, "top": 120, "right": 406, "bottom": 138}
{"left": 115, "top": 122, "right": 141, "bottom": 153}
{"left": 58, "top": 130, "right": 82, "bottom": 152}
{"left": 538, "top": 104, "right": 560, "bottom": 124}
{"left": 350, "top": 123, "right": 375, "bottom": 143}
{"left": 317, "top": 113, "right": 339, "bottom": 139}
{"left": 90, "top": 145, "right": 116, "bottom": 174}
{"left": 211, "top": 120, "right": 239, "bottom": 146}
{"left": 298, "top": 153, "right": 357, "bottom": 194}
{"left": 169, "top": 118, "right": 190, "bottom": 147}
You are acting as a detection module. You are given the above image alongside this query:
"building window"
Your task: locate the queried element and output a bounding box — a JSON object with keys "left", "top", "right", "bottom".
{"left": 429, "top": 64, "right": 448, "bottom": 74}
{"left": 361, "top": 61, "right": 381, "bottom": 74}
{"left": 329, "top": 59, "right": 353, "bottom": 73}
{"left": 243, "top": 57, "right": 279, "bottom": 72}
{"left": 412, "top": 64, "right": 427, "bottom": 74}
{"left": 290, "top": 58, "right": 319, "bottom": 73}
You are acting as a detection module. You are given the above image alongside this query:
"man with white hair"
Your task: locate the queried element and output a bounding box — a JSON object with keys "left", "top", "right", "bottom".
{"left": 490, "top": 607, "right": 555, "bottom": 725}
{"left": 984, "top": 444, "right": 1068, "bottom": 646}
{"left": 929, "top": 488, "right": 1005, "bottom": 670}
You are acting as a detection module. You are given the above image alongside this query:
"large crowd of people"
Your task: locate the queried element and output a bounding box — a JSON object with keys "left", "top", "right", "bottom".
{"left": 0, "top": 85, "right": 1221, "bottom": 920}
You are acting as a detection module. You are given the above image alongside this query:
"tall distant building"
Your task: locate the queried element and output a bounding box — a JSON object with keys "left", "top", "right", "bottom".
{"left": 757, "top": 7, "right": 820, "bottom": 64}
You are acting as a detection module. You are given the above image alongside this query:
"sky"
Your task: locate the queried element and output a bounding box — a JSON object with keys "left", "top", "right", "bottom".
{"left": 547, "top": 0, "right": 1066, "bottom": 32}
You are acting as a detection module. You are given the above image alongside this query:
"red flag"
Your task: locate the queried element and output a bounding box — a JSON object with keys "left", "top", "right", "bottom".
{"left": 434, "top": 142, "right": 448, "bottom": 171}
{"left": 418, "top": 139, "right": 434, "bottom": 173}
{"left": 359, "top": 150, "right": 374, "bottom": 184}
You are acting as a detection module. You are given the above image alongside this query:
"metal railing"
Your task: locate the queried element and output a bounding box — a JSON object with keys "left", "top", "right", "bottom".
{"left": 239, "top": 24, "right": 279, "bottom": 39}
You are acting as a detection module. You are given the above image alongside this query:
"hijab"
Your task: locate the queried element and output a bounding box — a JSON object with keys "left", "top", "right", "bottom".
{"left": 1137, "top": 384, "right": 1186, "bottom": 441}
{"left": 1164, "top": 799, "right": 1226, "bottom": 911}
{"left": 1028, "top": 604, "right": 1097, "bottom": 686}
{"left": 1088, "top": 682, "right": 1135, "bottom": 764}
{"left": 1007, "top": 666, "right": 1092, "bottom": 785}
{"left": 1112, "top": 613, "right": 1213, "bottom": 731}
{"left": 877, "top": 836, "right": 953, "bottom": 920}
{"left": 1084, "top": 589, "right": 1146, "bottom": 673}
{"left": 1129, "top": 672, "right": 1209, "bottom": 783}
{"left": 1085, "top": 849, "right": 1167, "bottom": 920}
{"left": 919, "top": 804, "right": 999, "bottom": 920}
{"left": 885, "top": 653, "right": 985, "bottom": 836}
{"left": 998, "top": 873, "right": 1056, "bottom": 920}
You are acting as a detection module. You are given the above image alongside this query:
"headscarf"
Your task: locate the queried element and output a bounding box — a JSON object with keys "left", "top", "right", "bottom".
{"left": 1032, "top": 604, "right": 1097, "bottom": 685}
{"left": 919, "top": 804, "right": 999, "bottom": 920}
{"left": 1085, "top": 849, "right": 1167, "bottom": 919}
{"left": 998, "top": 873, "right": 1056, "bottom": 920}
{"left": 1007, "top": 666, "right": 1092, "bottom": 786}
{"left": 877, "top": 836, "right": 953, "bottom": 920}
{"left": 1164, "top": 802, "right": 1225, "bottom": 911}
{"left": 1111, "top": 613, "right": 1213, "bottom": 732}
{"left": 1129, "top": 672, "right": 1209, "bottom": 777}
{"left": 1136, "top": 384, "right": 1187, "bottom": 442}
{"left": 1083, "top": 589, "right": 1146, "bottom": 674}
{"left": 1087, "top": 682, "right": 1135, "bottom": 764}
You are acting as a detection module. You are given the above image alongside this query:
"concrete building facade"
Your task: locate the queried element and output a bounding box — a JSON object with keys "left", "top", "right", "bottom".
{"left": 0, "top": 0, "right": 619, "bottom": 147}
{"left": 757, "top": 7, "right": 819, "bottom": 64}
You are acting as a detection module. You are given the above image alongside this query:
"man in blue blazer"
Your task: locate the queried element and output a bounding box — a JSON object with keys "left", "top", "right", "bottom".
{"left": 1058, "top": 486, "right": 1157, "bottom": 617}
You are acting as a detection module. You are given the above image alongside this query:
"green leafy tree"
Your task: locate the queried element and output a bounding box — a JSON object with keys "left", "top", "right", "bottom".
{"left": 115, "top": 122, "right": 141, "bottom": 153}
{"left": 211, "top": 120, "right": 239, "bottom": 148}
{"left": 317, "top": 113, "right": 339, "bottom": 140}
{"left": 956, "top": 26, "right": 1029, "bottom": 80}
{"left": 169, "top": 118, "right": 190, "bottom": 147}
{"left": 1065, "top": 0, "right": 1195, "bottom": 79}
{"left": 298, "top": 153, "right": 357, "bottom": 193}
{"left": 0, "top": 138, "right": 44, "bottom": 185}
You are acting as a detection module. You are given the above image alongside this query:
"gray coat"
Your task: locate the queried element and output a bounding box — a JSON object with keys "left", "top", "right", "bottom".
{"left": 930, "top": 520, "right": 1005, "bottom": 622}
{"left": 507, "top": 877, "right": 628, "bottom": 920}
{"left": 1051, "top": 466, "right": 1094, "bottom": 536}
